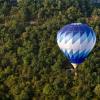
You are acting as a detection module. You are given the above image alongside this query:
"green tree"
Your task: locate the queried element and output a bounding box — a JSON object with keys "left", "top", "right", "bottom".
{"left": 94, "top": 84, "right": 100, "bottom": 98}
{"left": 66, "top": 6, "right": 82, "bottom": 22}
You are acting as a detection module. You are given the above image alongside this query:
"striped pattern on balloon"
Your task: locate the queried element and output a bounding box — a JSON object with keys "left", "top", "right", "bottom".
{"left": 57, "top": 23, "right": 96, "bottom": 65}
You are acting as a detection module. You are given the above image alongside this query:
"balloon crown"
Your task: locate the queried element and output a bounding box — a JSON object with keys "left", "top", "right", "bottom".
{"left": 71, "top": 23, "right": 82, "bottom": 25}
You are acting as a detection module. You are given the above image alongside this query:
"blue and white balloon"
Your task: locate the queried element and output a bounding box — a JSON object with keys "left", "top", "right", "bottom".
{"left": 57, "top": 23, "right": 96, "bottom": 68}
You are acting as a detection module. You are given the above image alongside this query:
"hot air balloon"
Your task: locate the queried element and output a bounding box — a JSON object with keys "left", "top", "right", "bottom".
{"left": 57, "top": 23, "right": 96, "bottom": 71}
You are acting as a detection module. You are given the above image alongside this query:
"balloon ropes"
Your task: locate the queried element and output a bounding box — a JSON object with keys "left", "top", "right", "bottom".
{"left": 57, "top": 23, "right": 96, "bottom": 75}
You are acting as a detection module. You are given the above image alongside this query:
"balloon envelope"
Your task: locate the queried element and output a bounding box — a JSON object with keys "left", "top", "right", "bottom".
{"left": 57, "top": 23, "right": 96, "bottom": 64}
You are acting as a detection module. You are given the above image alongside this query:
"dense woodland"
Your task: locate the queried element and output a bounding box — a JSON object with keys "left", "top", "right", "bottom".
{"left": 0, "top": 0, "right": 100, "bottom": 100}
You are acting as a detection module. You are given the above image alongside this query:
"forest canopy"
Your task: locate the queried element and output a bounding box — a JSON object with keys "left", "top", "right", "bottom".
{"left": 0, "top": 0, "right": 100, "bottom": 100}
